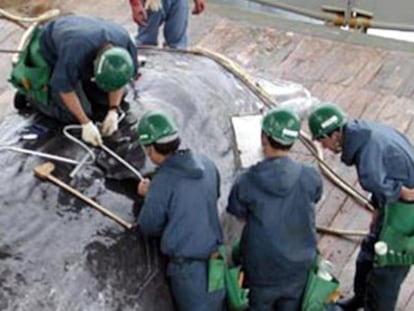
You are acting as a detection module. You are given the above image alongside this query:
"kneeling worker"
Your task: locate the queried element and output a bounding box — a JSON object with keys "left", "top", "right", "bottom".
{"left": 135, "top": 110, "right": 226, "bottom": 310}
{"left": 10, "top": 14, "right": 138, "bottom": 146}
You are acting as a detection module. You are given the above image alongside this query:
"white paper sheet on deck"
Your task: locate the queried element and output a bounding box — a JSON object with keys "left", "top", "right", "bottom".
{"left": 231, "top": 114, "right": 264, "bottom": 169}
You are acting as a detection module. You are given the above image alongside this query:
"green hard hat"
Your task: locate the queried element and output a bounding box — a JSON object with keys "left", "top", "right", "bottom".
{"left": 137, "top": 110, "right": 178, "bottom": 145}
{"left": 308, "top": 102, "right": 346, "bottom": 139}
{"left": 261, "top": 107, "right": 301, "bottom": 145}
{"left": 94, "top": 46, "right": 134, "bottom": 92}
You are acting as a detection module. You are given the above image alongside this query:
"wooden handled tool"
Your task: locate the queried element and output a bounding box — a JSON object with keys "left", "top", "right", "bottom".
{"left": 34, "top": 162, "right": 133, "bottom": 230}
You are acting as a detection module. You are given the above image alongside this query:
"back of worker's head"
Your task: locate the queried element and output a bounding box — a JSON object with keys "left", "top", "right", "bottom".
{"left": 308, "top": 102, "right": 347, "bottom": 140}
{"left": 137, "top": 110, "right": 180, "bottom": 155}
{"left": 261, "top": 107, "right": 300, "bottom": 150}
{"left": 94, "top": 46, "right": 134, "bottom": 92}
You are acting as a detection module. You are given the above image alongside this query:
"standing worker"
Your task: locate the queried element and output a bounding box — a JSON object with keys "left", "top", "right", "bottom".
{"left": 10, "top": 15, "right": 138, "bottom": 146}
{"left": 308, "top": 102, "right": 414, "bottom": 311}
{"left": 135, "top": 110, "right": 226, "bottom": 310}
{"left": 227, "top": 107, "right": 323, "bottom": 310}
{"left": 129, "top": 0, "right": 205, "bottom": 48}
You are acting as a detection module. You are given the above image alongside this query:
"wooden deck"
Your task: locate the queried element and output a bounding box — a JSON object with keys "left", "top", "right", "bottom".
{"left": 1, "top": 0, "right": 414, "bottom": 309}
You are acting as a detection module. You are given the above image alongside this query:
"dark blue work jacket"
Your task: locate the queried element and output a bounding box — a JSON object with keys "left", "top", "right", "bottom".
{"left": 39, "top": 15, "right": 138, "bottom": 93}
{"left": 138, "top": 150, "right": 223, "bottom": 260}
{"left": 227, "top": 156, "right": 322, "bottom": 286}
{"left": 341, "top": 120, "right": 414, "bottom": 208}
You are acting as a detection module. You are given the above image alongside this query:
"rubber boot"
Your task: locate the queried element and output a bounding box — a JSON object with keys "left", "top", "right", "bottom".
{"left": 327, "top": 303, "right": 345, "bottom": 311}
{"left": 14, "top": 92, "right": 31, "bottom": 110}
{"left": 336, "top": 260, "right": 372, "bottom": 311}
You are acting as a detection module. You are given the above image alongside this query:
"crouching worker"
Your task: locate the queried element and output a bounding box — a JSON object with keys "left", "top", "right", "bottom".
{"left": 135, "top": 110, "right": 226, "bottom": 311}
{"left": 226, "top": 108, "right": 324, "bottom": 311}
{"left": 9, "top": 14, "right": 138, "bottom": 146}
{"left": 308, "top": 103, "right": 414, "bottom": 311}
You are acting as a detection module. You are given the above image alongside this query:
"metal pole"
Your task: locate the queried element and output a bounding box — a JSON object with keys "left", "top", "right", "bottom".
{"left": 100, "top": 144, "right": 144, "bottom": 181}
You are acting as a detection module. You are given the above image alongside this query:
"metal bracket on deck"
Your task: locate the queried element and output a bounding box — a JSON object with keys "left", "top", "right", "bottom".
{"left": 322, "top": 5, "right": 373, "bottom": 31}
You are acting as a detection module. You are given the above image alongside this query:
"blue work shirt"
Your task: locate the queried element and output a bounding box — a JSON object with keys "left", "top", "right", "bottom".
{"left": 39, "top": 15, "right": 138, "bottom": 93}
{"left": 227, "top": 156, "right": 322, "bottom": 286}
{"left": 341, "top": 120, "right": 414, "bottom": 208}
{"left": 138, "top": 149, "right": 223, "bottom": 260}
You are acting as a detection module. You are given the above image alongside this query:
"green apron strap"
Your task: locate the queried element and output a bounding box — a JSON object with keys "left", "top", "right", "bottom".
{"left": 208, "top": 245, "right": 227, "bottom": 293}
{"left": 225, "top": 266, "right": 249, "bottom": 311}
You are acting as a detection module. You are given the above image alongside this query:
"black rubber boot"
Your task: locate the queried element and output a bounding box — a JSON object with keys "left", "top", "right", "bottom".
{"left": 14, "top": 92, "right": 31, "bottom": 110}
{"left": 336, "top": 296, "right": 363, "bottom": 311}
{"left": 336, "top": 260, "right": 372, "bottom": 311}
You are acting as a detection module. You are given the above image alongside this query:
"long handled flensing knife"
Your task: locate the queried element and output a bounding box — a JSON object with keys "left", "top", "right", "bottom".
{"left": 33, "top": 162, "right": 133, "bottom": 230}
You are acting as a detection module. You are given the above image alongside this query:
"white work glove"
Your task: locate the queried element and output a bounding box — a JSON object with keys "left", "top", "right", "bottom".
{"left": 101, "top": 109, "right": 119, "bottom": 137}
{"left": 82, "top": 121, "right": 102, "bottom": 146}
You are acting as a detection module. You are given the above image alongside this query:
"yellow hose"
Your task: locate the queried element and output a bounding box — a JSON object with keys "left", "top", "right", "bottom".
{"left": 0, "top": 8, "right": 60, "bottom": 25}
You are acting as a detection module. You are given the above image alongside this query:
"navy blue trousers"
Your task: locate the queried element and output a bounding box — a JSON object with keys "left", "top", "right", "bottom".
{"left": 353, "top": 218, "right": 410, "bottom": 311}
{"left": 167, "top": 260, "right": 226, "bottom": 311}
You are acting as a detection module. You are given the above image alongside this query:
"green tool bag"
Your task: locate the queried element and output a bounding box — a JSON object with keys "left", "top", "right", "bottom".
{"left": 226, "top": 239, "right": 249, "bottom": 311}
{"left": 301, "top": 256, "right": 340, "bottom": 311}
{"left": 9, "top": 26, "right": 50, "bottom": 108}
{"left": 208, "top": 243, "right": 249, "bottom": 310}
{"left": 375, "top": 201, "right": 414, "bottom": 267}
{"left": 208, "top": 245, "right": 227, "bottom": 292}
{"left": 225, "top": 266, "right": 249, "bottom": 311}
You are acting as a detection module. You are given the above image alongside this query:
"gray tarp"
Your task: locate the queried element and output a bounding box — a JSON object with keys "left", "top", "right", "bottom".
{"left": 0, "top": 49, "right": 263, "bottom": 311}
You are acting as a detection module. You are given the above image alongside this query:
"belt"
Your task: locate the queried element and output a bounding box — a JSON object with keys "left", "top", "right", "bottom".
{"left": 169, "top": 257, "right": 208, "bottom": 264}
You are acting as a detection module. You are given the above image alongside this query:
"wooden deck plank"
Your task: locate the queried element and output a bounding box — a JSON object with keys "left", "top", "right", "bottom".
{"left": 377, "top": 96, "right": 414, "bottom": 133}
{"left": 368, "top": 52, "right": 414, "bottom": 98}
{"left": 336, "top": 246, "right": 359, "bottom": 297}
{"left": 398, "top": 269, "right": 414, "bottom": 310}
{"left": 309, "top": 82, "right": 347, "bottom": 103}
{"left": 401, "top": 276, "right": 414, "bottom": 310}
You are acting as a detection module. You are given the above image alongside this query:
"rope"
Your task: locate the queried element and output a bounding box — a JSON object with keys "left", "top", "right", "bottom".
{"left": 0, "top": 49, "right": 21, "bottom": 54}
{"left": 0, "top": 8, "right": 60, "bottom": 25}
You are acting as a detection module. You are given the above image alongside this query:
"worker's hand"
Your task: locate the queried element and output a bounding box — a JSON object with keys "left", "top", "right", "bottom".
{"left": 130, "top": 0, "right": 148, "bottom": 26}
{"left": 101, "top": 109, "right": 119, "bottom": 137}
{"left": 400, "top": 185, "right": 414, "bottom": 201}
{"left": 81, "top": 121, "right": 102, "bottom": 146}
{"left": 193, "top": 0, "right": 205, "bottom": 14}
{"left": 137, "top": 178, "right": 151, "bottom": 196}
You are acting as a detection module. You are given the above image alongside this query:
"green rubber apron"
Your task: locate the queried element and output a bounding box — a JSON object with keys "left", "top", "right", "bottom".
{"left": 301, "top": 256, "right": 340, "bottom": 311}
{"left": 375, "top": 201, "right": 414, "bottom": 267}
{"left": 209, "top": 243, "right": 249, "bottom": 310}
{"left": 9, "top": 26, "right": 50, "bottom": 108}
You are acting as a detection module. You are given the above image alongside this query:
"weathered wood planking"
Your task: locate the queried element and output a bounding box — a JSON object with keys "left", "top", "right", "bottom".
{"left": 1, "top": 1, "right": 414, "bottom": 309}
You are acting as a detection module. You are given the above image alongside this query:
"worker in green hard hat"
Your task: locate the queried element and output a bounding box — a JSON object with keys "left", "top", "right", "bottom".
{"left": 308, "top": 102, "right": 414, "bottom": 311}
{"left": 227, "top": 107, "right": 324, "bottom": 310}
{"left": 9, "top": 15, "right": 138, "bottom": 146}
{"left": 135, "top": 110, "right": 226, "bottom": 310}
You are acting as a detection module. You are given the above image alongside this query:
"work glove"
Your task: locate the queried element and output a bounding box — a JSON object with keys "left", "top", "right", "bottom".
{"left": 101, "top": 109, "right": 119, "bottom": 137}
{"left": 130, "top": 0, "right": 148, "bottom": 26}
{"left": 137, "top": 178, "right": 151, "bottom": 197}
{"left": 193, "top": 0, "right": 205, "bottom": 14}
{"left": 81, "top": 121, "right": 102, "bottom": 146}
